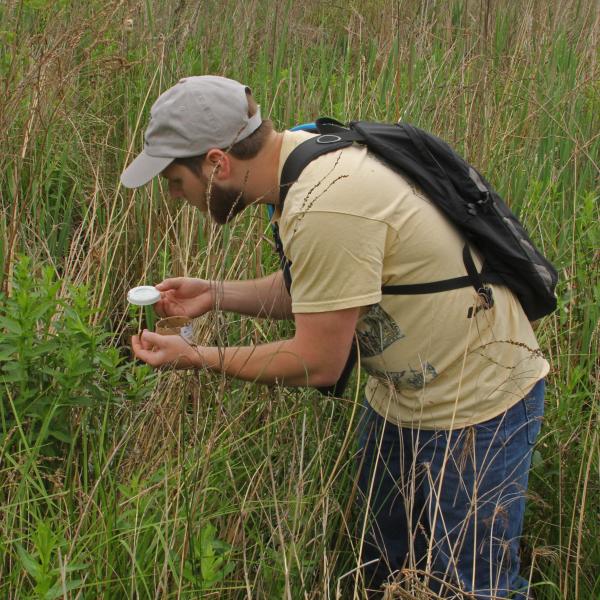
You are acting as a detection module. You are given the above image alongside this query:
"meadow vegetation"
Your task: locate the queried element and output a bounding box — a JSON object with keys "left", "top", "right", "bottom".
{"left": 0, "top": 0, "right": 598, "bottom": 597}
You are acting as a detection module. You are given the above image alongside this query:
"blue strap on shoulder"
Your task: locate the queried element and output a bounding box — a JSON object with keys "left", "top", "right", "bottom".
{"left": 290, "top": 122, "right": 317, "bottom": 131}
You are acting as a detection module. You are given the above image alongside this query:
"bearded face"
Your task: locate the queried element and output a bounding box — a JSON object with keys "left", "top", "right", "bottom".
{"left": 205, "top": 179, "right": 248, "bottom": 224}
{"left": 162, "top": 161, "right": 252, "bottom": 225}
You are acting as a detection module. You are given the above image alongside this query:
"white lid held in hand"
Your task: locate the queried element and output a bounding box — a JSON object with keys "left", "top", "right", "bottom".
{"left": 127, "top": 286, "right": 161, "bottom": 306}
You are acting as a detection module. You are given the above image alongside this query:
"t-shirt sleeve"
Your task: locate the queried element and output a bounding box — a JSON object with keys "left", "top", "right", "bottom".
{"left": 281, "top": 211, "right": 388, "bottom": 313}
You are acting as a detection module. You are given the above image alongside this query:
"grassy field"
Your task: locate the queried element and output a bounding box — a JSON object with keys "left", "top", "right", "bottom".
{"left": 0, "top": 0, "right": 598, "bottom": 598}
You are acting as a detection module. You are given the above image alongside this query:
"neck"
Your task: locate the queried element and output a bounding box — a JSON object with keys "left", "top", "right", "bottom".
{"left": 231, "top": 129, "right": 285, "bottom": 206}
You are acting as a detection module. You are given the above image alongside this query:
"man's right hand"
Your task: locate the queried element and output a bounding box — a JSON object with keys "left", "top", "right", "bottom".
{"left": 154, "top": 277, "right": 214, "bottom": 318}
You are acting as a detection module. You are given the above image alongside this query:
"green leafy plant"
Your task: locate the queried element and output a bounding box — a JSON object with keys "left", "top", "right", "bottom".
{"left": 15, "top": 520, "right": 87, "bottom": 600}
{"left": 180, "top": 522, "right": 235, "bottom": 590}
{"left": 0, "top": 255, "right": 154, "bottom": 453}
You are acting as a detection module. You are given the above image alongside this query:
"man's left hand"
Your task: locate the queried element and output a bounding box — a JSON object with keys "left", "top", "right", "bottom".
{"left": 131, "top": 330, "right": 200, "bottom": 369}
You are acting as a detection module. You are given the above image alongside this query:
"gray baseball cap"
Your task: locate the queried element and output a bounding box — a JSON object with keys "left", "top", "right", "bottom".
{"left": 120, "top": 76, "right": 262, "bottom": 188}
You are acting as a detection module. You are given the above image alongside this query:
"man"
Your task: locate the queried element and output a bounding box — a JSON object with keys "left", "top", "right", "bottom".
{"left": 122, "top": 75, "right": 548, "bottom": 598}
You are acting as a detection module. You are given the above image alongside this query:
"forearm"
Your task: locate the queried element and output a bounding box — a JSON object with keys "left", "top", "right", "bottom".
{"left": 210, "top": 270, "right": 292, "bottom": 319}
{"left": 133, "top": 308, "right": 359, "bottom": 386}
{"left": 193, "top": 339, "right": 338, "bottom": 387}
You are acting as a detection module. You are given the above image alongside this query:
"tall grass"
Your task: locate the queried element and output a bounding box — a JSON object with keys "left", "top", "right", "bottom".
{"left": 1, "top": 0, "right": 598, "bottom": 597}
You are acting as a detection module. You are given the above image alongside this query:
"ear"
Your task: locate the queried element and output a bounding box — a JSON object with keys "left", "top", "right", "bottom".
{"left": 204, "top": 149, "right": 231, "bottom": 181}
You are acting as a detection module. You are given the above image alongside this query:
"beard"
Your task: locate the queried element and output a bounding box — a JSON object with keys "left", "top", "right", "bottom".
{"left": 205, "top": 181, "right": 248, "bottom": 225}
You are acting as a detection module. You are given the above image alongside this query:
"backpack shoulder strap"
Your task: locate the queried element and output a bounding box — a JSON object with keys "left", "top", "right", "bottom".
{"left": 275, "top": 123, "right": 362, "bottom": 294}
{"left": 279, "top": 125, "right": 363, "bottom": 206}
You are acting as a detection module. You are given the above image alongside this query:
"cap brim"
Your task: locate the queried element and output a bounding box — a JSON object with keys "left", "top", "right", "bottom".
{"left": 120, "top": 150, "right": 173, "bottom": 188}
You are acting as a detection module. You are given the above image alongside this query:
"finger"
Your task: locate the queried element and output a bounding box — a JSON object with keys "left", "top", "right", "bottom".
{"left": 135, "top": 330, "right": 150, "bottom": 351}
{"left": 156, "top": 277, "right": 184, "bottom": 292}
{"left": 140, "top": 329, "right": 164, "bottom": 349}
{"left": 131, "top": 334, "right": 141, "bottom": 353}
{"left": 156, "top": 293, "right": 187, "bottom": 317}
{"left": 131, "top": 334, "right": 159, "bottom": 366}
{"left": 137, "top": 348, "right": 162, "bottom": 367}
{"left": 137, "top": 331, "right": 191, "bottom": 368}
{"left": 154, "top": 304, "right": 165, "bottom": 318}
{"left": 154, "top": 298, "right": 168, "bottom": 317}
{"left": 155, "top": 290, "right": 175, "bottom": 315}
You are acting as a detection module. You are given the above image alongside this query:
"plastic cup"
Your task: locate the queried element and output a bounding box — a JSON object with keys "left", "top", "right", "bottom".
{"left": 155, "top": 316, "right": 194, "bottom": 343}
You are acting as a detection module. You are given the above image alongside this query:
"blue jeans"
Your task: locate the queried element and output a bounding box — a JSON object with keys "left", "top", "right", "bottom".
{"left": 357, "top": 380, "right": 545, "bottom": 599}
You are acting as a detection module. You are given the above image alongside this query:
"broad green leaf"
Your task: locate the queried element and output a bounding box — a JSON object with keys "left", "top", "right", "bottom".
{"left": 46, "top": 578, "right": 84, "bottom": 599}
{"left": 16, "top": 543, "right": 42, "bottom": 579}
{"left": 0, "top": 346, "right": 16, "bottom": 361}
{"left": 59, "top": 562, "right": 88, "bottom": 573}
{"left": 29, "top": 341, "right": 61, "bottom": 357}
{"left": 0, "top": 316, "right": 22, "bottom": 335}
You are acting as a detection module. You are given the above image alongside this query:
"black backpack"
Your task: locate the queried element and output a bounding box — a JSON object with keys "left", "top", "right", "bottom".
{"left": 272, "top": 118, "right": 558, "bottom": 396}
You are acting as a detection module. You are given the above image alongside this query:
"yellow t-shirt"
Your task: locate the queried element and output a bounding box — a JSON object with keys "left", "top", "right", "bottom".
{"left": 276, "top": 130, "right": 549, "bottom": 429}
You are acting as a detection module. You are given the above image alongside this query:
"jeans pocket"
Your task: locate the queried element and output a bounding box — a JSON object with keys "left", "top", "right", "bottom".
{"left": 523, "top": 379, "right": 545, "bottom": 445}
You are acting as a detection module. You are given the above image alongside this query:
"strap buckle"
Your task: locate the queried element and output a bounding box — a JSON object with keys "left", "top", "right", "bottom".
{"left": 467, "top": 285, "right": 495, "bottom": 318}
{"left": 316, "top": 134, "right": 343, "bottom": 144}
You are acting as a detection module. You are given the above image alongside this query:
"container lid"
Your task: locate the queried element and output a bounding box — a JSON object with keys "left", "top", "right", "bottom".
{"left": 127, "top": 285, "right": 161, "bottom": 306}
